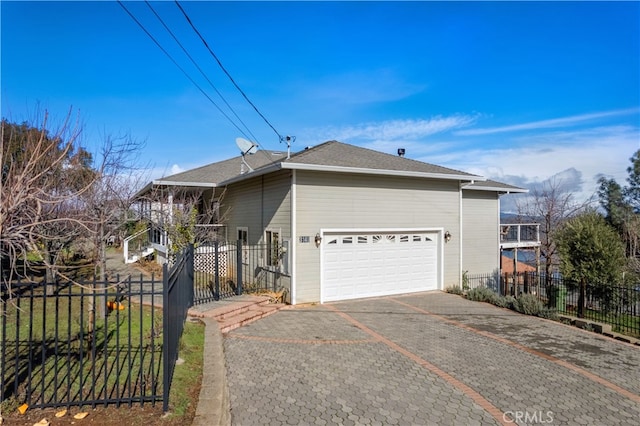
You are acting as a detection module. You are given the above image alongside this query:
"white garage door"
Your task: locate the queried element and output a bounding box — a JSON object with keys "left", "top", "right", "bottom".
{"left": 322, "top": 231, "right": 439, "bottom": 302}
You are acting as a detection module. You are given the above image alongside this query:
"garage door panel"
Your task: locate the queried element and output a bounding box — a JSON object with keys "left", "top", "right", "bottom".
{"left": 323, "top": 231, "right": 439, "bottom": 302}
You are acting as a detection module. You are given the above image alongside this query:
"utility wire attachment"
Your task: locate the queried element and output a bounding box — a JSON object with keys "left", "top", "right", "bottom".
{"left": 280, "top": 135, "right": 296, "bottom": 159}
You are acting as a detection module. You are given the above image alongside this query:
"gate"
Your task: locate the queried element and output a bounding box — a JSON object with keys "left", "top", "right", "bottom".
{"left": 193, "top": 240, "right": 287, "bottom": 304}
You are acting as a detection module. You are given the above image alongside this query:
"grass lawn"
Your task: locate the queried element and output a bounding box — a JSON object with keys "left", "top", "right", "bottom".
{"left": 165, "top": 320, "right": 205, "bottom": 419}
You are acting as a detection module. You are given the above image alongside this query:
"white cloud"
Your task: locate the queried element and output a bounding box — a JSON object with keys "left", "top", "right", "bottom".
{"left": 455, "top": 107, "right": 639, "bottom": 136}
{"left": 427, "top": 125, "right": 640, "bottom": 204}
{"left": 303, "top": 114, "right": 479, "bottom": 146}
{"left": 302, "top": 115, "right": 639, "bottom": 209}
{"left": 300, "top": 68, "right": 426, "bottom": 105}
{"left": 499, "top": 168, "right": 589, "bottom": 214}
{"left": 140, "top": 114, "right": 638, "bottom": 216}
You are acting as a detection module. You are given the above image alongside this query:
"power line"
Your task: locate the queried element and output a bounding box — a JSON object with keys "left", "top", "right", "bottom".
{"left": 174, "top": 0, "right": 283, "bottom": 140}
{"left": 119, "top": 1, "right": 292, "bottom": 166}
{"left": 144, "top": 1, "right": 261, "bottom": 145}
{"left": 117, "top": 0, "right": 255, "bottom": 141}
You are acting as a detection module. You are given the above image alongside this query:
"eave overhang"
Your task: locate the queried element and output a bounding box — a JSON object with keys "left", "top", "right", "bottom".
{"left": 134, "top": 180, "right": 217, "bottom": 200}
{"left": 219, "top": 162, "right": 486, "bottom": 186}
{"left": 462, "top": 184, "right": 529, "bottom": 194}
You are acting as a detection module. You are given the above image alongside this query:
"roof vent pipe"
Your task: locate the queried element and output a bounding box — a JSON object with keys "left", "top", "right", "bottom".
{"left": 397, "top": 148, "right": 405, "bottom": 157}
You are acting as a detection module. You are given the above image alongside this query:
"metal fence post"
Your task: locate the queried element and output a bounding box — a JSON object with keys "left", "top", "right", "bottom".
{"left": 188, "top": 244, "right": 194, "bottom": 307}
{"left": 162, "top": 262, "right": 169, "bottom": 412}
{"left": 236, "top": 239, "right": 243, "bottom": 295}
{"left": 214, "top": 241, "right": 220, "bottom": 301}
{"left": 578, "top": 277, "right": 586, "bottom": 318}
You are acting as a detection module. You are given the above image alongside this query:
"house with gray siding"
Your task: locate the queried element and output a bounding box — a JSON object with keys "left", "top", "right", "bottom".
{"left": 135, "top": 141, "right": 526, "bottom": 304}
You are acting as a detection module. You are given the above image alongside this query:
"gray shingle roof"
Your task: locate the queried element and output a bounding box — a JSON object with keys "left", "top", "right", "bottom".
{"left": 278, "top": 141, "right": 478, "bottom": 177}
{"left": 143, "top": 141, "right": 524, "bottom": 194}
{"left": 159, "top": 150, "right": 288, "bottom": 184}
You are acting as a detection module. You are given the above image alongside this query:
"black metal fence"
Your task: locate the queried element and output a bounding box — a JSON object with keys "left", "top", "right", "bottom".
{"left": 466, "top": 272, "right": 640, "bottom": 337}
{"left": 464, "top": 271, "right": 501, "bottom": 293}
{"left": 193, "top": 241, "right": 287, "bottom": 304}
{"left": 162, "top": 244, "right": 194, "bottom": 412}
{"left": 1, "top": 274, "right": 164, "bottom": 410}
{"left": 1, "top": 245, "right": 196, "bottom": 412}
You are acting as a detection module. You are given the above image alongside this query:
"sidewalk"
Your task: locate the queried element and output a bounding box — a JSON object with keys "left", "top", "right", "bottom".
{"left": 104, "top": 247, "right": 152, "bottom": 279}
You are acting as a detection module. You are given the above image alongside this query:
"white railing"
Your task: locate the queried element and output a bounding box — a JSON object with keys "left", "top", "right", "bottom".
{"left": 123, "top": 227, "right": 151, "bottom": 264}
{"left": 500, "top": 223, "right": 540, "bottom": 249}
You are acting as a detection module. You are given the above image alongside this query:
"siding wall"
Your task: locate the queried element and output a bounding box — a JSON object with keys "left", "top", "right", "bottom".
{"left": 222, "top": 170, "right": 292, "bottom": 243}
{"left": 461, "top": 190, "right": 500, "bottom": 275}
{"left": 294, "top": 171, "right": 462, "bottom": 304}
{"left": 220, "top": 169, "right": 502, "bottom": 304}
{"left": 221, "top": 170, "right": 292, "bottom": 296}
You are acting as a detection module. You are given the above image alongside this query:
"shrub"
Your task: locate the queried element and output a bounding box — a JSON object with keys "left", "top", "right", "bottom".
{"left": 462, "top": 271, "right": 470, "bottom": 290}
{"left": 493, "top": 294, "right": 515, "bottom": 309}
{"left": 466, "top": 286, "right": 498, "bottom": 303}
{"left": 445, "top": 285, "right": 464, "bottom": 295}
{"left": 465, "top": 286, "right": 561, "bottom": 322}
{"left": 492, "top": 296, "right": 507, "bottom": 308}
{"left": 538, "top": 307, "right": 559, "bottom": 320}
{"left": 513, "top": 294, "right": 544, "bottom": 316}
{"left": 503, "top": 295, "right": 517, "bottom": 310}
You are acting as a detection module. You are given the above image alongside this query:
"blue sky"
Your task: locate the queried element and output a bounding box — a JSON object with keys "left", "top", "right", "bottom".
{"left": 2, "top": 1, "right": 639, "bottom": 210}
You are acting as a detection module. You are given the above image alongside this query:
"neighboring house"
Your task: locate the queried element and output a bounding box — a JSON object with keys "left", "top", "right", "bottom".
{"left": 135, "top": 141, "right": 527, "bottom": 305}
{"left": 500, "top": 255, "right": 536, "bottom": 274}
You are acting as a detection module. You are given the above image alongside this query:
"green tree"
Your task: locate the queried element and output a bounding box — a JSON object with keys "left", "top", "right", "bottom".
{"left": 168, "top": 206, "right": 198, "bottom": 255}
{"left": 624, "top": 149, "right": 640, "bottom": 211}
{"left": 555, "top": 210, "right": 627, "bottom": 315}
{"left": 598, "top": 177, "right": 631, "bottom": 232}
{"left": 555, "top": 210, "right": 626, "bottom": 284}
{"left": 598, "top": 149, "right": 640, "bottom": 275}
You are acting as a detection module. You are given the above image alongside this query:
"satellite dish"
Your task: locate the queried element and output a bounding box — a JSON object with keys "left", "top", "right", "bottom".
{"left": 236, "top": 137, "right": 258, "bottom": 155}
{"left": 235, "top": 137, "right": 258, "bottom": 174}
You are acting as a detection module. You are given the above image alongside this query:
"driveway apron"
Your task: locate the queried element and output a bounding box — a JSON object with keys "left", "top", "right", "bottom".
{"left": 223, "top": 292, "right": 640, "bottom": 425}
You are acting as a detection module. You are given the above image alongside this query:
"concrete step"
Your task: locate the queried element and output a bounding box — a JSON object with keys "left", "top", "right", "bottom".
{"left": 188, "top": 294, "right": 285, "bottom": 334}
{"left": 212, "top": 296, "right": 271, "bottom": 321}
{"left": 219, "top": 304, "right": 283, "bottom": 334}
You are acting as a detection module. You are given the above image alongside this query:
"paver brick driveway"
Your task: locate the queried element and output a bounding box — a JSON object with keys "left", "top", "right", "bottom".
{"left": 224, "top": 292, "right": 640, "bottom": 425}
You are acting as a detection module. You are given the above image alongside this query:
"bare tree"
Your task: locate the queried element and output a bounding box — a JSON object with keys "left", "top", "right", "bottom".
{"left": 1, "top": 111, "right": 146, "bottom": 285}
{"left": 33, "top": 201, "right": 89, "bottom": 284}
{"left": 1, "top": 111, "right": 97, "bottom": 395}
{"left": 76, "top": 131, "right": 148, "bottom": 323}
{"left": 86, "top": 132, "right": 148, "bottom": 281}
{"left": 516, "top": 177, "right": 592, "bottom": 276}
{"left": 1, "top": 110, "right": 95, "bottom": 289}
{"left": 1, "top": 111, "right": 149, "bottom": 405}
